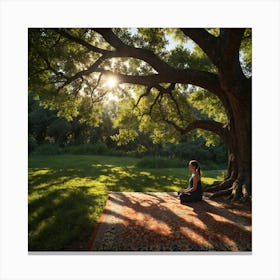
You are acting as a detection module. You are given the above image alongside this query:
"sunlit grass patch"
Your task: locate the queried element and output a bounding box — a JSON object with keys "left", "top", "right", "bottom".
{"left": 202, "top": 170, "right": 226, "bottom": 185}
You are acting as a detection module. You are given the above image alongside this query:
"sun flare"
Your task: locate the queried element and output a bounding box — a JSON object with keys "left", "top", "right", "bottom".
{"left": 105, "top": 76, "right": 118, "bottom": 89}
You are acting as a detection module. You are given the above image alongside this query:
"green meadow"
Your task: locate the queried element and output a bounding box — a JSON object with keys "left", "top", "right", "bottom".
{"left": 28, "top": 154, "right": 225, "bottom": 251}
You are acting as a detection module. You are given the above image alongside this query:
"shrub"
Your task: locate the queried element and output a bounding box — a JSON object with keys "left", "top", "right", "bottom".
{"left": 28, "top": 136, "right": 38, "bottom": 154}
{"left": 63, "top": 143, "right": 109, "bottom": 155}
{"left": 136, "top": 156, "right": 184, "bottom": 169}
{"left": 202, "top": 161, "right": 227, "bottom": 171}
{"left": 32, "top": 144, "right": 62, "bottom": 155}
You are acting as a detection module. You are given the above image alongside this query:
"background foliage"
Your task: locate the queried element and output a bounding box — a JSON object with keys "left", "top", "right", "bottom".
{"left": 29, "top": 96, "right": 227, "bottom": 169}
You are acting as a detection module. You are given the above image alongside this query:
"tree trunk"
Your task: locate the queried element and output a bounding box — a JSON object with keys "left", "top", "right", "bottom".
{"left": 209, "top": 80, "right": 251, "bottom": 202}
{"left": 229, "top": 106, "right": 251, "bottom": 201}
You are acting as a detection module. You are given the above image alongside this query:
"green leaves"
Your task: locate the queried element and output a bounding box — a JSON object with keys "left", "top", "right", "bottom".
{"left": 77, "top": 96, "right": 102, "bottom": 126}
{"left": 188, "top": 87, "right": 227, "bottom": 123}
{"left": 137, "top": 28, "right": 168, "bottom": 53}
{"left": 167, "top": 46, "right": 192, "bottom": 69}
{"left": 28, "top": 28, "right": 251, "bottom": 149}
{"left": 240, "top": 28, "right": 252, "bottom": 77}
{"left": 111, "top": 128, "right": 139, "bottom": 145}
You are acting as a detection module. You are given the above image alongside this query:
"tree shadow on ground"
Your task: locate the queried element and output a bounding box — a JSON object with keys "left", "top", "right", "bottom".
{"left": 28, "top": 187, "right": 106, "bottom": 251}
{"left": 90, "top": 192, "right": 251, "bottom": 252}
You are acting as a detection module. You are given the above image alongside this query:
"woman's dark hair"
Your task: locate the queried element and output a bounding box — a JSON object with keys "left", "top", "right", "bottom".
{"left": 189, "top": 160, "right": 201, "bottom": 176}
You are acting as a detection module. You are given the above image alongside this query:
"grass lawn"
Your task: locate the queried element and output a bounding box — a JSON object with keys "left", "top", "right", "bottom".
{"left": 28, "top": 154, "right": 226, "bottom": 251}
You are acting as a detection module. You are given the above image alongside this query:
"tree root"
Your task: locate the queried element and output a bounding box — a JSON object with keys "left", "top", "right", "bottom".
{"left": 207, "top": 179, "right": 251, "bottom": 206}
{"left": 204, "top": 177, "right": 236, "bottom": 193}
{"left": 204, "top": 183, "right": 231, "bottom": 193}
{"left": 209, "top": 188, "right": 233, "bottom": 199}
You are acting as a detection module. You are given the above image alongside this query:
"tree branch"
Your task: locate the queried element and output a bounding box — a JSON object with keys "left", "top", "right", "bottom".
{"left": 161, "top": 118, "right": 226, "bottom": 140}
{"left": 97, "top": 68, "right": 224, "bottom": 100}
{"left": 181, "top": 28, "right": 220, "bottom": 67}
{"left": 218, "top": 29, "right": 248, "bottom": 93}
{"left": 57, "top": 29, "right": 107, "bottom": 54}
{"left": 134, "top": 86, "right": 152, "bottom": 107}
{"left": 182, "top": 28, "right": 246, "bottom": 78}
{"left": 148, "top": 91, "right": 161, "bottom": 115}
{"left": 92, "top": 28, "right": 173, "bottom": 73}
{"left": 220, "top": 28, "right": 245, "bottom": 63}
{"left": 169, "top": 88, "right": 184, "bottom": 121}
{"left": 154, "top": 83, "right": 184, "bottom": 120}
{"left": 83, "top": 73, "right": 103, "bottom": 101}
{"left": 41, "top": 55, "right": 67, "bottom": 80}
{"left": 63, "top": 55, "right": 107, "bottom": 86}
{"left": 184, "top": 120, "right": 226, "bottom": 138}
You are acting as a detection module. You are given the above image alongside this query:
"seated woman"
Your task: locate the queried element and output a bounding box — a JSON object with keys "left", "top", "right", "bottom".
{"left": 178, "top": 160, "right": 203, "bottom": 203}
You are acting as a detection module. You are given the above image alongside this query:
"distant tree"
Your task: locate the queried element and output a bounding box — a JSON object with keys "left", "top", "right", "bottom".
{"left": 46, "top": 118, "right": 71, "bottom": 145}
{"left": 28, "top": 96, "right": 56, "bottom": 144}
{"left": 28, "top": 28, "right": 251, "bottom": 202}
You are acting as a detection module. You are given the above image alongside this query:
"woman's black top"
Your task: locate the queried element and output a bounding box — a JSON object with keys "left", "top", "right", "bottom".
{"left": 188, "top": 174, "right": 203, "bottom": 201}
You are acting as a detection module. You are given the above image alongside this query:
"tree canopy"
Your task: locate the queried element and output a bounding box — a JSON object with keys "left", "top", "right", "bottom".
{"left": 29, "top": 28, "right": 250, "bottom": 146}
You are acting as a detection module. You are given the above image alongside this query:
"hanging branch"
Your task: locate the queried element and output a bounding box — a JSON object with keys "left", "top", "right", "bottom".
{"left": 41, "top": 56, "right": 67, "bottom": 80}
{"left": 134, "top": 86, "right": 152, "bottom": 108}
{"left": 57, "top": 29, "right": 108, "bottom": 55}
{"left": 72, "top": 77, "right": 84, "bottom": 98}
{"left": 148, "top": 91, "right": 162, "bottom": 115}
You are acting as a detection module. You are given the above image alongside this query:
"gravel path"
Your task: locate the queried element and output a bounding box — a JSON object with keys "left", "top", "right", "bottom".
{"left": 88, "top": 192, "right": 251, "bottom": 252}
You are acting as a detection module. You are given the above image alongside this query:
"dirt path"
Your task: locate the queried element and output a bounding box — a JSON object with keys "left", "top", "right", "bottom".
{"left": 88, "top": 192, "right": 251, "bottom": 252}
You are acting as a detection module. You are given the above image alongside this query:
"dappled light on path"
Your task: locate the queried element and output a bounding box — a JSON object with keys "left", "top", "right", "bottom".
{"left": 89, "top": 192, "right": 251, "bottom": 251}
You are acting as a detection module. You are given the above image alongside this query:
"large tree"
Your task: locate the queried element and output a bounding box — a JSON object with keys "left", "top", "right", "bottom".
{"left": 28, "top": 28, "right": 252, "bottom": 202}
